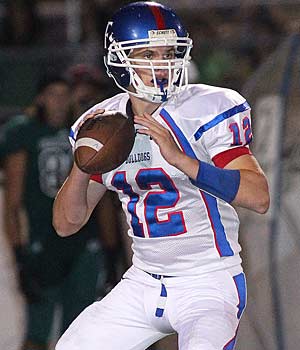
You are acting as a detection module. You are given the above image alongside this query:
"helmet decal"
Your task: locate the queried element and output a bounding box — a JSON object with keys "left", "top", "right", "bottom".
{"left": 148, "top": 4, "right": 166, "bottom": 30}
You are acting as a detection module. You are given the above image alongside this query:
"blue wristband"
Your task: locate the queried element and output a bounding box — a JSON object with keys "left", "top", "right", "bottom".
{"left": 190, "top": 161, "right": 240, "bottom": 203}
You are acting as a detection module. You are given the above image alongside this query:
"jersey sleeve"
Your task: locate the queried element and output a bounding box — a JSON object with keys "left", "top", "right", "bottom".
{"left": 198, "top": 100, "right": 253, "bottom": 165}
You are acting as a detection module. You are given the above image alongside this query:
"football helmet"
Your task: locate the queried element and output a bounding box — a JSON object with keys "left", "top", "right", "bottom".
{"left": 104, "top": 1, "right": 193, "bottom": 103}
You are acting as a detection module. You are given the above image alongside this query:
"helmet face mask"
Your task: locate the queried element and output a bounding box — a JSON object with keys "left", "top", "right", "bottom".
{"left": 104, "top": 2, "right": 193, "bottom": 103}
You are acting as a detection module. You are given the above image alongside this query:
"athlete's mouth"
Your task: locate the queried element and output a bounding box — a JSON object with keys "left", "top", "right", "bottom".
{"left": 151, "top": 78, "right": 168, "bottom": 89}
{"left": 150, "top": 78, "right": 168, "bottom": 101}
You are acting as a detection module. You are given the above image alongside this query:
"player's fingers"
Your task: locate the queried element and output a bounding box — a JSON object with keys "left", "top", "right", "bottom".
{"left": 134, "top": 114, "right": 153, "bottom": 125}
{"left": 135, "top": 122, "right": 167, "bottom": 141}
{"left": 86, "top": 108, "right": 105, "bottom": 119}
{"left": 142, "top": 112, "right": 155, "bottom": 120}
{"left": 134, "top": 115, "right": 165, "bottom": 134}
{"left": 134, "top": 114, "right": 175, "bottom": 147}
{"left": 136, "top": 124, "right": 167, "bottom": 142}
{"left": 136, "top": 123, "right": 173, "bottom": 146}
{"left": 136, "top": 128, "right": 151, "bottom": 136}
{"left": 134, "top": 113, "right": 158, "bottom": 124}
{"left": 94, "top": 109, "right": 106, "bottom": 118}
{"left": 137, "top": 129, "right": 165, "bottom": 146}
{"left": 142, "top": 113, "right": 165, "bottom": 129}
{"left": 78, "top": 109, "right": 106, "bottom": 129}
{"left": 134, "top": 116, "right": 154, "bottom": 131}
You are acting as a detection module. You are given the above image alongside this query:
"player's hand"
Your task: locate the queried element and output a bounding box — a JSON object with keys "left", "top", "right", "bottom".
{"left": 134, "top": 113, "right": 184, "bottom": 167}
{"left": 76, "top": 108, "right": 105, "bottom": 130}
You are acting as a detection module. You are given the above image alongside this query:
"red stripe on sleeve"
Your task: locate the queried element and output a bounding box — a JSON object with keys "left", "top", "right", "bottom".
{"left": 90, "top": 174, "right": 103, "bottom": 184}
{"left": 149, "top": 5, "right": 166, "bottom": 29}
{"left": 212, "top": 147, "right": 252, "bottom": 168}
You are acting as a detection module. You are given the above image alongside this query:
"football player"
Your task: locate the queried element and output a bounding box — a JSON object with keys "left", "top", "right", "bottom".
{"left": 53, "top": 2, "right": 270, "bottom": 350}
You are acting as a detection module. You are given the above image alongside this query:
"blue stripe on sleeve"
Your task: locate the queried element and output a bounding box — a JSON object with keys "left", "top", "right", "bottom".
{"left": 194, "top": 102, "right": 250, "bottom": 141}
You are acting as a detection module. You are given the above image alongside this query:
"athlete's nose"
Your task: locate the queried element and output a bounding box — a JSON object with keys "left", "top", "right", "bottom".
{"left": 153, "top": 69, "right": 169, "bottom": 88}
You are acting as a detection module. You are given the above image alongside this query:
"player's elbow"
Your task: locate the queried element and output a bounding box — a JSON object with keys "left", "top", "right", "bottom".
{"left": 52, "top": 216, "right": 81, "bottom": 237}
{"left": 236, "top": 177, "right": 270, "bottom": 214}
{"left": 255, "top": 195, "right": 270, "bottom": 214}
{"left": 52, "top": 201, "right": 88, "bottom": 237}
{"left": 253, "top": 186, "right": 270, "bottom": 214}
{"left": 53, "top": 221, "right": 72, "bottom": 237}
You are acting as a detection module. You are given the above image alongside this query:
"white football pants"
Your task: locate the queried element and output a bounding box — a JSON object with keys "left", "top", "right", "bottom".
{"left": 56, "top": 265, "right": 246, "bottom": 350}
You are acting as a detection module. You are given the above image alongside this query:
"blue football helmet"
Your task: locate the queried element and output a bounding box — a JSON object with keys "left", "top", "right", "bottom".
{"left": 104, "top": 1, "right": 193, "bottom": 103}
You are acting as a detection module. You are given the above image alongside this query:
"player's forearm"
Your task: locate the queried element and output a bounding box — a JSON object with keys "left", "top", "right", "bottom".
{"left": 174, "top": 154, "right": 239, "bottom": 204}
{"left": 53, "top": 164, "right": 91, "bottom": 236}
{"left": 171, "top": 152, "right": 199, "bottom": 178}
{"left": 231, "top": 169, "right": 270, "bottom": 213}
{"left": 173, "top": 154, "right": 269, "bottom": 214}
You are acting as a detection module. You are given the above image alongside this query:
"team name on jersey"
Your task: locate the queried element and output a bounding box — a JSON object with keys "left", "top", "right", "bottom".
{"left": 125, "top": 151, "right": 151, "bottom": 164}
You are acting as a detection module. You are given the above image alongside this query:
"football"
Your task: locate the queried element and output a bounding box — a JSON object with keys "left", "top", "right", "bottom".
{"left": 74, "top": 111, "right": 135, "bottom": 174}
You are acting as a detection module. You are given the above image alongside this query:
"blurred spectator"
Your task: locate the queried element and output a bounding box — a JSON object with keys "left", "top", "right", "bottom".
{"left": 187, "top": 4, "right": 287, "bottom": 90}
{"left": 0, "top": 0, "right": 41, "bottom": 46}
{"left": 0, "top": 68, "right": 122, "bottom": 350}
{"left": 184, "top": 9, "right": 235, "bottom": 88}
{"left": 65, "top": 63, "right": 110, "bottom": 116}
{"left": 235, "top": 4, "right": 286, "bottom": 67}
{"left": 70, "top": 0, "right": 127, "bottom": 67}
{"left": 69, "top": 0, "right": 103, "bottom": 65}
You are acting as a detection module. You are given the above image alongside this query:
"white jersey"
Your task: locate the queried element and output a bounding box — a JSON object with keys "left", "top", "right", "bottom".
{"left": 70, "top": 84, "right": 252, "bottom": 276}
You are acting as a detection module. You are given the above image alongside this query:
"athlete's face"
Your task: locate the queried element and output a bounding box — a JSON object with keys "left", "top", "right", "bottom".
{"left": 130, "top": 46, "right": 175, "bottom": 88}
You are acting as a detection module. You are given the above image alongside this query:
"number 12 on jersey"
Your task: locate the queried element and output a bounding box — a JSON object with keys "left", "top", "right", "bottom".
{"left": 229, "top": 116, "right": 252, "bottom": 146}
{"left": 112, "top": 168, "right": 186, "bottom": 238}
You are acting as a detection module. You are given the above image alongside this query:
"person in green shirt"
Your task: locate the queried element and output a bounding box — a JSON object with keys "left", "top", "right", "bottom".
{"left": 1, "top": 70, "right": 121, "bottom": 350}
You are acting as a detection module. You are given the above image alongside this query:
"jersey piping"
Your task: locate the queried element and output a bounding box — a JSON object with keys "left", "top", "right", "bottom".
{"left": 160, "top": 108, "right": 234, "bottom": 257}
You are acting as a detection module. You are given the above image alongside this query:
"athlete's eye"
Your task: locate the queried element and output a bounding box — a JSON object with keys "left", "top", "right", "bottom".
{"left": 143, "top": 52, "right": 153, "bottom": 60}
{"left": 163, "top": 53, "right": 172, "bottom": 59}
{"left": 164, "top": 51, "right": 175, "bottom": 59}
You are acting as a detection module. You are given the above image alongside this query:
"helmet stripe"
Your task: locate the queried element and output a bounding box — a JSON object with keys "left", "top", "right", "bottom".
{"left": 148, "top": 5, "right": 166, "bottom": 30}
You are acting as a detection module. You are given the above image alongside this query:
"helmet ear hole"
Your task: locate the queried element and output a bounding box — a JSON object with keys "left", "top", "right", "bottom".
{"left": 175, "top": 46, "right": 187, "bottom": 59}
{"left": 112, "top": 66, "right": 131, "bottom": 87}
{"left": 104, "top": 56, "right": 131, "bottom": 88}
